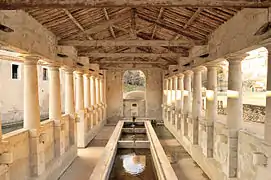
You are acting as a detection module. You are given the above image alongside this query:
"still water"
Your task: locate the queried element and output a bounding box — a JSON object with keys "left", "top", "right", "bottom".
{"left": 109, "top": 148, "right": 158, "bottom": 180}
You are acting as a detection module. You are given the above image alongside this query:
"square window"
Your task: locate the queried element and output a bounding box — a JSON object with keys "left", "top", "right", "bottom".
{"left": 42, "top": 68, "right": 48, "bottom": 81}
{"left": 11, "top": 64, "right": 19, "bottom": 79}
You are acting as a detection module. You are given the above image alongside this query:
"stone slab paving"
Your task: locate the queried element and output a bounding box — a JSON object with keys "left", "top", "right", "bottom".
{"left": 59, "top": 125, "right": 115, "bottom": 180}
{"left": 154, "top": 125, "right": 210, "bottom": 180}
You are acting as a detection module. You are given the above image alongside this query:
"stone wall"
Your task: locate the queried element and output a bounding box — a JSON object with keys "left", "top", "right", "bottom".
{"left": 123, "top": 99, "right": 146, "bottom": 117}
{"left": 0, "top": 60, "right": 66, "bottom": 125}
{"left": 243, "top": 104, "right": 265, "bottom": 123}
{"left": 106, "top": 69, "right": 162, "bottom": 123}
{"left": 0, "top": 114, "right": 77, "bottom": 180}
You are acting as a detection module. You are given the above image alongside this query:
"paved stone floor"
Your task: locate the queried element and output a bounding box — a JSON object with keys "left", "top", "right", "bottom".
{"left": 59, "top": 125, "right": 115, "bottom": 180}
{"left": 60, "top": 124, "right": 209, "bottom": 180}
{"left": 154, "top": 125, "right": 210, "bottom": 180}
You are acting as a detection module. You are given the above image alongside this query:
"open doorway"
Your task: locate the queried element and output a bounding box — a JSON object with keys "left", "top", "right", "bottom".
{"left": 123, "top": 70, "right": 146, "bottom": 117}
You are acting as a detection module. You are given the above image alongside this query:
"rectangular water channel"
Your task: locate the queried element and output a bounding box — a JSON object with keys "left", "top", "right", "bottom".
{"left": 89, "top": 120, "right": 178, "bottom": 180}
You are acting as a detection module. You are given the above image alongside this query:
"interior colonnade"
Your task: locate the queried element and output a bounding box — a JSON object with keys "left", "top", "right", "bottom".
{"left": 163, "top": 46, "right": 271, "bottom": 180}
{"left": 0, "top": 56, "right": 106, "bottom": 180}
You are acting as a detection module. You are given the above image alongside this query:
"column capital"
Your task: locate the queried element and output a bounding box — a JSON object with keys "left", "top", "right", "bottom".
{"left": 176, "top": 73, "right": 184, "bottom": 78}
{"left": 183, "top": 70, "right": 193, "bottom": 76}
{"left": 24, "top": 56, "right": 40, "bottom": 65}
{"left": 225, "top": 53, "right": 249, "bottom": 63}
{"left": 48, "top": 64, "right": 61, "bottom": 71}
{"left": 83, "top": 73, "right": 91, "bottom": 78}
{"left": 62, "top": 67, "right": 74, "bottom": 74}
{"left": 192, "top": 66, "right": 206, "bottom": 73}
{"left": 205, "top": 64, "right": 221, "bottom": 71}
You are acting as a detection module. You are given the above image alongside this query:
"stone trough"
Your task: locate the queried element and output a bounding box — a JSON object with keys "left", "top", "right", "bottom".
{"left": 89, "top": 120, "right": 178, "bottom": 180}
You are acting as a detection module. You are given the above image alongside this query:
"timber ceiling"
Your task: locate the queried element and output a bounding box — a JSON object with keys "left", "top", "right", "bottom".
{"left": 25, "top": 7, "right": 241, "bottom": 69}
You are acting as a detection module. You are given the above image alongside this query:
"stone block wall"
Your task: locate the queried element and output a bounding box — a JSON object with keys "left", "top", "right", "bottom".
{"left": 0, "top": 114, "right": 77, "bottom": 180}
{"left": 0, "top": 60, "right": 66, "bottom": 126}
{"left": 243, "top": 104, "right": 265, "bottom": 123}
{"left": 106, "top": 69, "right": 162, "bottom": 123}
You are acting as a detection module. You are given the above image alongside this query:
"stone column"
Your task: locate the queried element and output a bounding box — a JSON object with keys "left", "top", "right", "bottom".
{"left": 265, "top": 47, "right": 271, "bottom": 143}
{"left": 49, "top": 65, "right": 62, "bottom": 157}
{"left": 163, "top": 78, "right": 168, "bottom": 122}
{"left": 95, "top": 77, "right": 101, "bottom": 122}
{"left": 183, "top": 71, "right": 193, "bottom": 136}
{"left": 24, "top": 57, "right": 41, "bottom": 130}
{"left": 84, "top": 74, "right": 91, "bottom": 108}
{"left": 176, "top": 74, "right": 184, "bottom": 131}
{"left": 49, "top": 65, "right": 62, "bottom": 121}
{"left": 91, "top": 76, "right": 98, "bottom": 125}
{"left": 205, "top": 65, "right": 218, "bottom": 157}
{"left": 100, "top": 78, "right": 105, "bottom": 121}
{"left": 64, "top": 68, "right": 75, "bottom": 115}
{"left": 75, "top": 71, "right": 84, "bottom": 111}
{"left": 226, "top": 54, "right": 246, "bottom": 178}
{"left": 168, "top": 77, "right": 173, "bottom": 124}
{"left": 64, "top": 68, "right": 75, "bottom": 146}
{"left": 192, "top": 67, "right": 203, "bottom": 145}
{"left": 172, "top": 76, "right": 177, "bottom": 126}
{"left": 24, "top": 57, "right": 45, "bottom": 176}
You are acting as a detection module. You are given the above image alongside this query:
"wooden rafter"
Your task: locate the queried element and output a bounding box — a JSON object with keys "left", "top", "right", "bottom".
{"left": 184, "top": 8, "right": 203, "bottom": 29}
{"left": 63, "top": 9, "right": 93, "bottom": 40}
{"left": 1, "top": 0, "right": 270, "bottom": 9}
{"left": 103, "top": 8, "right": 116, "bottom": 38}
{"left": 58, "top": 39, "right": 203, "bottom": 47}
{"left": 79, "top": 52, "right": 184, "bottom": 58}
{"left": 151, "top": 7, "right": 164, "bottom": 39}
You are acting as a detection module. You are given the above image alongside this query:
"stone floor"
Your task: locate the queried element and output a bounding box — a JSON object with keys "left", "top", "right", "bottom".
{"left": 60, "top": 124, "right": 209, "bottom": 180}
{"left": 59, "top": 125, "right": 115, "bottom": 180}
{"left": 154, "top": 125, "right": 210, "bottom": 180}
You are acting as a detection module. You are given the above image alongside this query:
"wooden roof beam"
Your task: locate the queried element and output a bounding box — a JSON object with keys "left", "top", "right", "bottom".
{"left": 79, "top": 52, "right": 185, "bottom": 58}
{"left": 103, "top": 8, "right": 116, "bottom": 39}
{"left": 184, "top": 8, "right": 203, "bottom": 29}
{"left": 1, "top": 1, "right": 270, "bottom": 9}
{"left": 59, "top": 39, "right": 205, "bottom": 47}
{"left": 63, "top": 9, "right": 94, "bottom": 40}
{"left": 151, "top": 7, "right": 165, "bottom": 39}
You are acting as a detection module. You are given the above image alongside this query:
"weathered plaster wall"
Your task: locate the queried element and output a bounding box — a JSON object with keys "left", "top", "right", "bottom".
{"left": 106, "top": 70, "right": 123, "bottom": 123}
{"left": 106, "top": 69, "right": 162, "bottom": 122}
{"left": 209, "top": 8, "right": 271, "bottom": 60}
{"left": 145, "top": 69, "right": 163, "bottom": 121}
{"left": 123, "top": 99, "right": 145, "bottom": 117}
{"left": 238, "top": 131, "right": 271, "bottom": 180}
{"left": 0, "top": 60, "right": 65, "bottom": 125}
{"left": 0, "top": 10, "right": 57, "bottom": 60}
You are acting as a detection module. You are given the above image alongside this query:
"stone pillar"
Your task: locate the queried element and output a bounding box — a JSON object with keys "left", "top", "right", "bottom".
{"left": 64, "top": 68, "right": 75, "bottom": 115}
{"left": 95, "top": 77, "right": 101, "bottom": 122}
{"left": 192, "top": 67, "right": 203, "bottom": 145}
{"left": 176, "top": 74, "right": 184, "bottom": 131}
{"left": 163, "top": 78, "right": 168, "bottom": 122}
{"left": 49, "top": 66, "right": 62, "bottom": 121}
{"left": 172, "top": 76, "right": 177, "bottom": 126}
{"left": 49, "top": 65, "right": 62, "bottom": 157}
{"left": 265, "top": 47, "right": 271, "bottom": 143}
{"left": 84, "top": 74, "right": 91, "bottom": 108}
{"left": 183, "top": 71, "right": 193, "bottom": 136}
{"left": 64, "top": 68, "right": 75, "bottom": 146}
{"left": 168, "top": 77, "right": 173, "bottom": 124}
{"left": 24, "top": 57, "right": 41, "bottom": 130}
{"left": 100, "top": 78, "right": 105, "bottom": 121}
{"left": 205, "top": 65, "right": 218, "bottom": 157}
{"left": 75, "top": 71, "right": 84, "bottom": 111}
{"left": 90, "top": 76, "right": 97, "bottom": 125}
{"left": 24, "top": 57, "right": 45, "bottom": 176}
{"left": 226, "top": 54, "right": 246, "bottom": 178}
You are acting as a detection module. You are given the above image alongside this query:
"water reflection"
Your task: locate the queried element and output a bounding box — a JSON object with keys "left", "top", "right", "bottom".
{"left": 109, "top": 149, "right": 157, "bottom": 180}
{"left": 121, "top": 153, "right": 146, "bottom": 175}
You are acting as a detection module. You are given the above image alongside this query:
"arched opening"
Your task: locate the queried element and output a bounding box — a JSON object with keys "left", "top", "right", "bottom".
{"left": 122, "top": 70, "right": 146, "bottom": 118}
